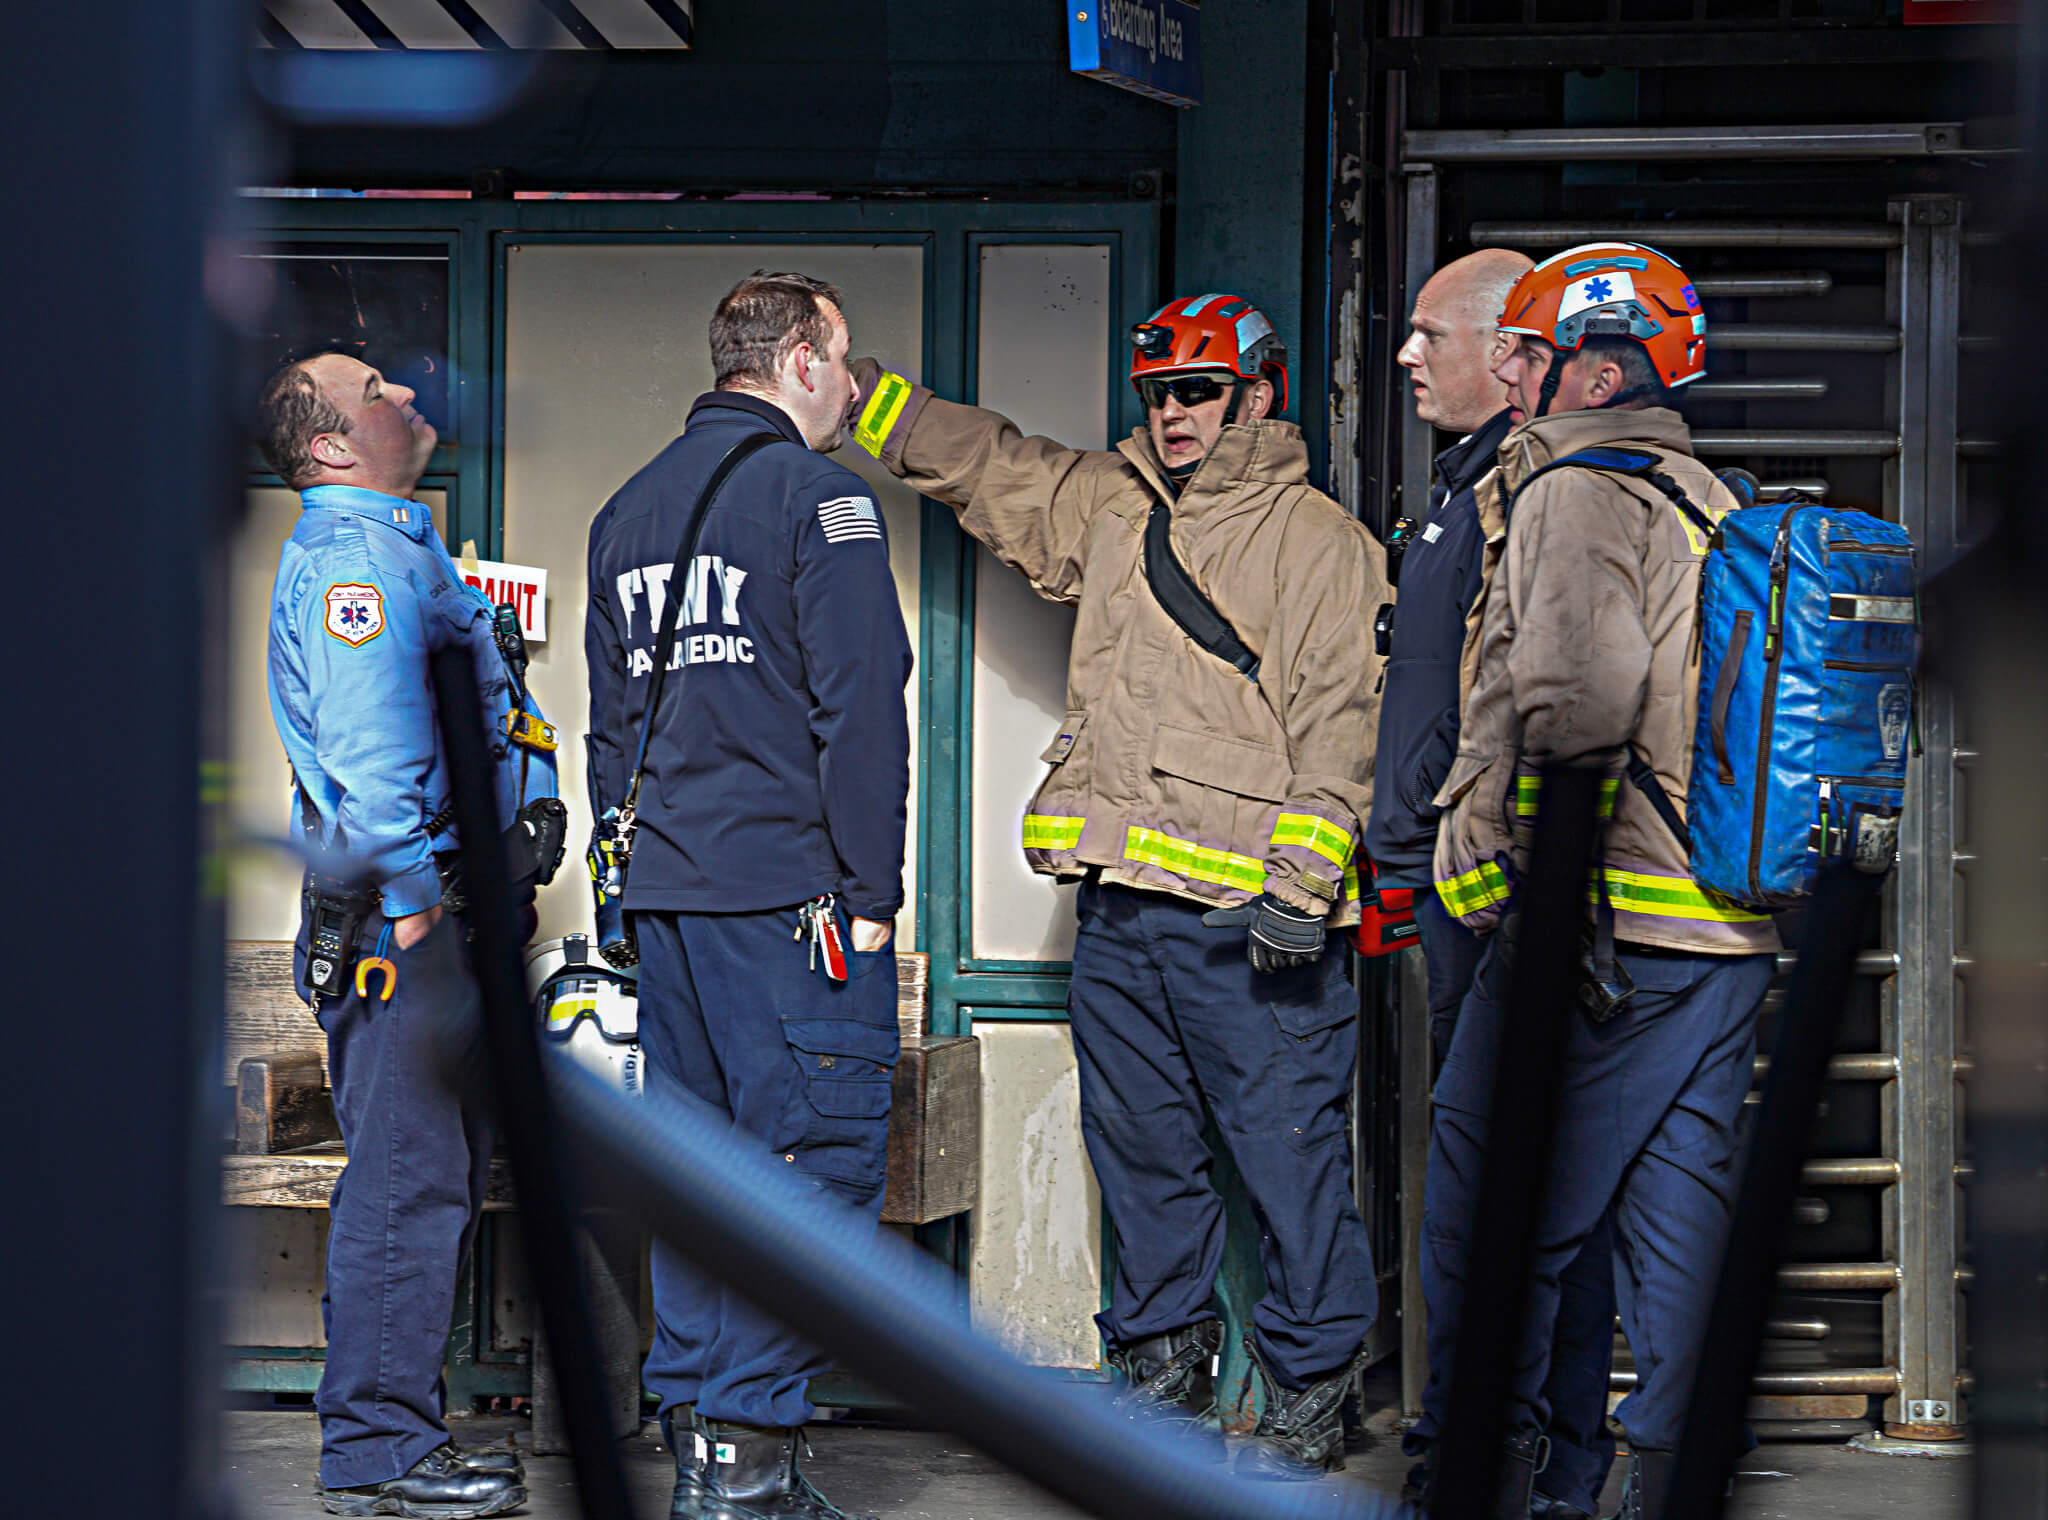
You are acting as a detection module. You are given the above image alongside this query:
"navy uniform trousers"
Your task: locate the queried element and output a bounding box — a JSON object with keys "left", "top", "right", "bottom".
{"left": 1420, "top": 935, "right": 1775, "bottom": 1486}
{"left": 1068, "top": 879, "right": 1375, "bottom": 1387}
{"left": 301, "top": 907, "right": 495, "bottom": 1491}
{"left": 1409, "top": 893, "right": 1619, "bottom": 1514}
{"left": 635, "top": 905, "right": 899, "bottom": 1429}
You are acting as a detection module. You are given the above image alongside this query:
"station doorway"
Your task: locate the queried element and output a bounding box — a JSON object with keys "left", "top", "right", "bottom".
{"left": 222, "top": 195, "right": 1166, "bottom": 1397}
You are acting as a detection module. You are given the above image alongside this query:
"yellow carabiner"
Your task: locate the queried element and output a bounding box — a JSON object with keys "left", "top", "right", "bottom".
{"left": 354, "top": 955, "right": 398, "bottom": 1003}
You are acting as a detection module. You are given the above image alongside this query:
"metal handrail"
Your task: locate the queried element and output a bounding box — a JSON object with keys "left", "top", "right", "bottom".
{"left": 552, "top": 1066, "right": 1401, "bottom": 1520}
{"left": 1707, "top": 324, "right": 1900, "bottom": 351}
{"left": 1472, "top": 221, "right": 1904, "bottom": 249}
{"left": 1690, "top": 378, "right": 1828, "bottom": 401}
{"left": 1612, "top": 1367, "right": 1903, "bottom": 1395}
{"left": 1778, "top": 1262, "right": 1902, "bottom": 1291}
{"left": 1693, "top": 272, "right": 1834, "bottom": 299}
{"left": 1405, "top": 123, "right": 1965, "bottom": 165}
{"left": 1693, "top": 431, "right": 1900, "bottom": 457}
{"left": 1802, "top": 1158, "right": 1904, "bottom": 1187}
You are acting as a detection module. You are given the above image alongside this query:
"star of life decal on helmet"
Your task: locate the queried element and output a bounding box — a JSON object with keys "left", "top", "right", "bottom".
{"left": 324, "top": 583, "right": 387, "bottom": 646}
{"left": 1557, "top": 269, "right": 1638, "bottom": 324}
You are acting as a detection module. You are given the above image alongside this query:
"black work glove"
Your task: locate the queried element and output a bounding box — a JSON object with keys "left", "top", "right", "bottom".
{"left": 1202, "top": 893, "right": 1327, "bottom": 974}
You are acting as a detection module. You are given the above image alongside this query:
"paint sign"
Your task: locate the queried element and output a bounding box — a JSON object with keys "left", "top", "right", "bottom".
{"left": 463, "top": 559, "right": 549, "bottom": 642}
{"left": 1067, "top": 0, "right": 1200, "bottom": 108}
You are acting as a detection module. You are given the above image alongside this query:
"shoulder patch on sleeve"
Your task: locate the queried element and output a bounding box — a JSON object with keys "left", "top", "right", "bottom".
{"left": 323, "top": 582, "right": 387, "bottom": 646}
{"left": 816, "top": 495, "right": 883, "bottom": 544}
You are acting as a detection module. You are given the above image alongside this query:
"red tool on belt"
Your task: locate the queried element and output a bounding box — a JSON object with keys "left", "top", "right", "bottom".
{"left": 1353, "top": 857, "right": 1420, "bottom": 957}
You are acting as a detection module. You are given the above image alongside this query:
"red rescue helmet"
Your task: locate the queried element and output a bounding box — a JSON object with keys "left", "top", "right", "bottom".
{"left": 1497, "top": 242, "right": 1707, "bottom": 409}
{"left": 1129, "top": 293, "right": 1289, "bottom": 417}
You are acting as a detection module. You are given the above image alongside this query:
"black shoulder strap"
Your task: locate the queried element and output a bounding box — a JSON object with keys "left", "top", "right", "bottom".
{"left": 1510, "top": 446, "right": 1719, "bottom": 542}
{"left": 1142, "top": 501, "right": 1260, "bottom": 683}
{"left": 624, "top": 429, "right": 782, "bottom": 803}
{"left": 1624, "top": 747, "right": 1692, "bottom": 856}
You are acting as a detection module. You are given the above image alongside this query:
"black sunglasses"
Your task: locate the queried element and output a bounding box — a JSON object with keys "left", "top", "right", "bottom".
{"left": 1137, "top": 374, "right": 1231, "bottom": 410}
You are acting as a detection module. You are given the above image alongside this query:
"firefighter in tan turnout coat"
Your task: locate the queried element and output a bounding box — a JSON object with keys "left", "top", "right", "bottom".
{"left": 850, "top": 294, "right": 1390, "bottom": 1478}
{"left": 1414, "top": 244, "right": 1781, "bottom": 1520}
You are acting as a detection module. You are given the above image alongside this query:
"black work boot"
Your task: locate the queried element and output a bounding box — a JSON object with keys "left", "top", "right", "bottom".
{"left": 1494, "top": 1432, "right": 1549, "bottom": 1520}
{"left": 674, "top": 1419, "right": 878, "bottom": 1520}
{"left": 1609, "top": 1447, "right": 1675, "bottom": 1520}
{"left": 1530, "top": 1495, "right": 1593, "bottom": 1520}
{"left": 321, "top": 1444, "right": 527, "bottom": 1517}
{"left": 1106, "top": 1320, "right": 1224, "bottom": 1451}
{"left": 1233, "top": 1334, "right": 1358, "bottom": 1480}
{"left": 662, "top": 1405, "right": 712, "bottom": 1517}
{"left": 1400, "top": 1449, "right": 1436, "bottom": 1506}
{"left": 448, "top": 1439, "right": 524, "bottom": 1479}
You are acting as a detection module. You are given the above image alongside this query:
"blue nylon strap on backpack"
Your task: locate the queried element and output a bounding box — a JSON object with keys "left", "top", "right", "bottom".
{"left": 1506, "top": 447, "right": 1719, "bottom": 544}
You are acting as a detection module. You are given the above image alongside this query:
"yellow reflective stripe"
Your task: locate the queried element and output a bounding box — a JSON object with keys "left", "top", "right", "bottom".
{"left": 1436, "top": 859, "right": 1511, "bottom": 917}
{"left": 1271, "top": 812, "right": 1354, "bottom": 868}
{"left": 1603, "top": 868, "right": 1769, "bottom": 924}
{"left": 1513, "top": 776, "right": 1619, "bottom": 818}
{"left": 853, "top": 371, "right": 914, "bottom": 458}
{"left": 1343, "top": 860, "right": 1361, "bottom": 903}
{"left": 1670, "top": 497, "right": 1722, "bottom": 556}
{"left": 1021, "top": 814, "right": 1085, "bottom": 851}
{"left": 1123, "top": 826, "right": 1266, "bottom": 893}
{"left": 547, "top": 997, "right": 598, "bottom": 1031}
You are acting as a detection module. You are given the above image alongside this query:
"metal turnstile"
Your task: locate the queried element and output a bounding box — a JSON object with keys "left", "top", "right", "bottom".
{"left": 1390, "top": 122, "right": 1970, "bottom": 1443}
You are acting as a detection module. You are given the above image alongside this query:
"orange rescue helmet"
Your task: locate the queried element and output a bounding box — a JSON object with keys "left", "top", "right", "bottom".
{"left": 1129, "top": 293, "right": 1290, "bottom": 416}
{"left": 1497, "top": 242, "right": 1707, "bottom": 405}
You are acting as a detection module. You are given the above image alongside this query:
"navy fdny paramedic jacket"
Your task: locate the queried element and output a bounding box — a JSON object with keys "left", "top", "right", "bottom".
{"left": 585, "top": 392, "right": 914, "bottom": 922}
{"left": 1362, "top": 407, "right": 1513, "bottom": 884}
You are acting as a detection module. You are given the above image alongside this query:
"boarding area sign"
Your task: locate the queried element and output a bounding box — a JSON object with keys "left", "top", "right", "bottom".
{"left": 1067, "top": 0, "right": 1201, "bottom": 109}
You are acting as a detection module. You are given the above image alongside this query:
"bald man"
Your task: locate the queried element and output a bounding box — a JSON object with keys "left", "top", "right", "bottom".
{"left": 1368, "top": 248, "right": 1533, "bottom": 1037}
{"left": 1379, "top": 251, "right": 1619, "bottom": 1520}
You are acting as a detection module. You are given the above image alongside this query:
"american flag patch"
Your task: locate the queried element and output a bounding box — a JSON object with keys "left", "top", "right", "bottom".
{"left": 817, "top": 495, "right": 883, "bottom": 544}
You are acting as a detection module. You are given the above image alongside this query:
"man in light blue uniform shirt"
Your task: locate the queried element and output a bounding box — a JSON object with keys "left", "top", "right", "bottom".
{"left": 261, "top": 351, "right": 555, "bottom": 1519}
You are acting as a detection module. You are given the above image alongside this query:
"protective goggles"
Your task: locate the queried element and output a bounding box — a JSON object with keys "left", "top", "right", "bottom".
{"left": 1136, "top": 373, "right": 1233, "bottom": 410}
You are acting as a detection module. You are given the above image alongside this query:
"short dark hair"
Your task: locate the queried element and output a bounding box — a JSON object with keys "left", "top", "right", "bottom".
{"left": 709, "top": 271, "right": 844, "bottom": 390}
{"left": 256, "top": 359, "right": 350, "bottom": 488}
{"left": 1572, "top": 336, "right": 1674, "bottom": 408}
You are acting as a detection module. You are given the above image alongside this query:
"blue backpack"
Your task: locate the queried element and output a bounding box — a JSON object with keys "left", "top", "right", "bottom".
{"left": 1522, "top": 449, "right": 1918, "bottom": 909}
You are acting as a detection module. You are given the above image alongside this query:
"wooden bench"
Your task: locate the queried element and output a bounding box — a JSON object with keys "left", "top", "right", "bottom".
{"left": 223, "top": 942, "right": 978, "bottom": 1226}
{"left": 222, "top": 939, "right": 978, "bottom": 1439}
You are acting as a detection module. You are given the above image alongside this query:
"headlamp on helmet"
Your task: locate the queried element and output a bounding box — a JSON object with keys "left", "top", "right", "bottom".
{"left": 1130, "top": 322, "right": 1176, "bottom": 362}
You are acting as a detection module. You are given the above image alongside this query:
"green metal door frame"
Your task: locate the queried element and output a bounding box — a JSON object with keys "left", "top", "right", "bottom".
{"left": 244, "top": 195, "right": 1159, "bottom": 1031}
{"left": 239, "top": 195, "right": 1160, "bottom": 1390}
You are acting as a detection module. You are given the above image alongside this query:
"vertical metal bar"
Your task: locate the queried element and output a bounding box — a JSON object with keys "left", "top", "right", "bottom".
{"left": 1395, "top": 160, "right": 1438, "bottom": 1422}
{"left": 1398, "top": 946, "right": 1433, "bottom": 1418}
{"left": 1401, "top": 170, "right": 1438, "bottom": 526}
{"left": 1885, "top": 193, "right": 1965, "bottom": 1439}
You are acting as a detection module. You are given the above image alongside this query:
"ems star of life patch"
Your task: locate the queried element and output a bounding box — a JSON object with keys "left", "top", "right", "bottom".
{"left": 324, "top": 583, "right": 386, "bottom": 646}
{"left": 817, "top": 495, "right": 883, "bottom": 544}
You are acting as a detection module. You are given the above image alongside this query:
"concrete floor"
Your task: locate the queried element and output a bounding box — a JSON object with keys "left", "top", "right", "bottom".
{"left": 223, "top": 1374, "right": 1969, "bottom": 1519}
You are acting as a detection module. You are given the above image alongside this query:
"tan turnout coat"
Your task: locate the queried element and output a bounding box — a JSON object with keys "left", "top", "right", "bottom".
{"left": 864, "top": 381, "right": 1390, "bottom": 923}
{"left": 1432, "top": 407, "right": 1780, "bottom": 955}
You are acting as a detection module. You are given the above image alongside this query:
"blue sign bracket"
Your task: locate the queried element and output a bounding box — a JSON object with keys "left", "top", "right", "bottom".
{"left": 1067, "top": 0, "right": 1201, "bottom": 109}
